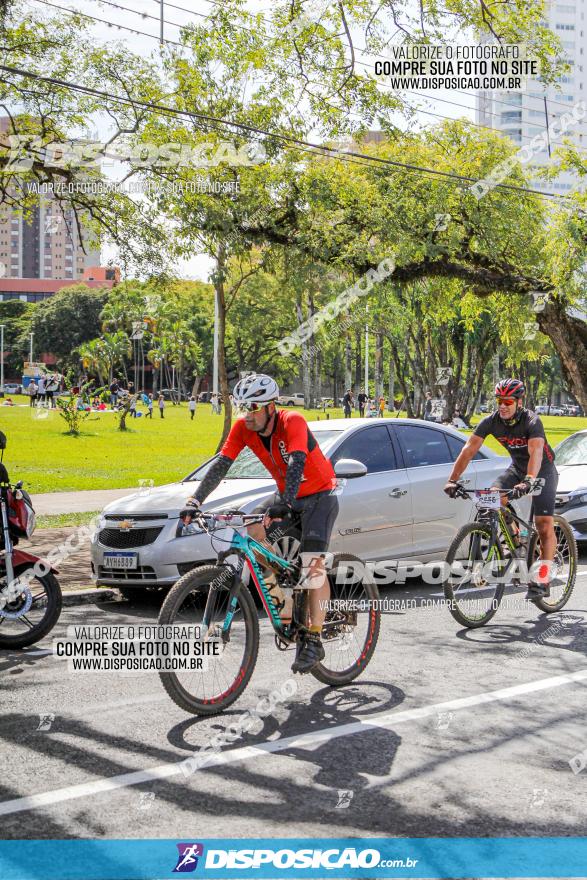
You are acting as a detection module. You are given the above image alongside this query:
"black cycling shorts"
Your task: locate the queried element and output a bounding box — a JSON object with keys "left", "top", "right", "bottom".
{"left": 492, "top": 464, "right": 559, "bottom": 517}
{"left": 252, "top": 490, "right": 339, "bottom": 554}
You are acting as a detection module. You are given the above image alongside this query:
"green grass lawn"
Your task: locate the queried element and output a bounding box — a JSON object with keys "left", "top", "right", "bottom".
{"left": 1, "top": 396, "right": 584, "bottom": 494}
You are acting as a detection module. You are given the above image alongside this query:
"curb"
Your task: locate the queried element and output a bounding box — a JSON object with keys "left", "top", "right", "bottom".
{"left": 62, "top": 588, "right": 117, "bottom": 606}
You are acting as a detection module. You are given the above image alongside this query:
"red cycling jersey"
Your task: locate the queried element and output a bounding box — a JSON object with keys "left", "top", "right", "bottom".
{"left": 220, "top": 409, "right": 336, "bottom": 498}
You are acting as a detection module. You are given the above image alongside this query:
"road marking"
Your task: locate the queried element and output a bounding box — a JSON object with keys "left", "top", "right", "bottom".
{"left": 2, "top": 667, "right": 587, "bottom": 817}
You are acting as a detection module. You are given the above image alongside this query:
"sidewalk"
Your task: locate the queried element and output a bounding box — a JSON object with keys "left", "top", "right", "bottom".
{"left": 32, "top": 487, "right": 137, "bottom": 516}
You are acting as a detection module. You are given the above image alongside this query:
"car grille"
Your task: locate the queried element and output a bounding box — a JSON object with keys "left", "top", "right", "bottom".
{"left": 98, "top": 527, "right": 162, "bottom": 549}
{"left": 97, "top": 565, "right": 156, "bottom": 581}
{"left": 176, "top": 560, "right": 216, "bottom": 576}
{"left": 104, "top": 513, "right": 168, "bottom": 521}
{"left": 571, "top": 519, "right": 587, "bottom": 533}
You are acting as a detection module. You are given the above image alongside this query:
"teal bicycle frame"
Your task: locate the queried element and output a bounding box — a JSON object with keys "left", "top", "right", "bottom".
{"left": 191, "top": 513, "right": 299, "bottom": 640}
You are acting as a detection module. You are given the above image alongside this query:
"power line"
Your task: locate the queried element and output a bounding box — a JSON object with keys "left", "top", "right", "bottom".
{"left": 145, "top": 0, "right": 583, "bottom": 117}
{"left": 32, "top": 0, "right": 185, "bottom": 46}
{"left": 0, "top": 62, "right": 572, "bottom": 201}
{"left": 35, "top": 0, "right": 585, "bottom": 154}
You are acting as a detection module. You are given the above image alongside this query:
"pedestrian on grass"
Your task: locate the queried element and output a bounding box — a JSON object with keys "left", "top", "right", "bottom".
{"left": 378, "top": 396, "right": 385, "bottom": 418}
{"left": 129, "top": 394, "right": 138, "bottom": 418}
{"left": 28, "top": 380, "right": 38, "bottom": 408}
{"left": 343, "top": 389, "right": 353, "bottom": 419}
{"left": 158, "top": 393, "right": 165, "bottom": 418}
{"left": 109, "top": 378, "right": 120, "bottom": 408}
{"left": 37, "top": 375, "right": 46, "bottom": 406}
{"left": 147, "top": 393, "right": 153, "bottom": 418}
{"left": 188, "top": 395, "right": 196, "bottom": 420}
{"left": 358, "top": 389, "right": 367, "bottom": 417}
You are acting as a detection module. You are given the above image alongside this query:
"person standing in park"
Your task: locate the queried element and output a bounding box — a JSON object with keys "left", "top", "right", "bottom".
{"left": 378, "top": 396, "right": 385, "bottom": 418}
{"left": 37, "top": 375, "right": 46, "bottom": 406}
{"left": 129, "top": 393, "right": 138, "bottom": 418}
{"left": 342, "top": 389, "right": 353, "bottom": 418}
{"left": 146, "top": 393, "right": 153, "bottom": 418}
{"left": 109, "top": 378, "right": 120, "bottom": 409}
{"left": 188, "top": 395, "right": 197, "bottom": 420}
{"left": 158, "top": 393, "right": 165, "bottom": 418}
{"left": 28, "top": 380, "right": 38, "bottom": 408}
{"left": 358, "top": 389, "right": 367, "bottom": 417}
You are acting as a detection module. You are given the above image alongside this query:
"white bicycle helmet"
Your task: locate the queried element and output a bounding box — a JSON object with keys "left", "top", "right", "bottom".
{"left": 232, "top": 373, "right": 279, "bottom": 406}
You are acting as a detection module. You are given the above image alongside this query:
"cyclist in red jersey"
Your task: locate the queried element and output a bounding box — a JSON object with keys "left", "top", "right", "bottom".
{"left": 182, "top": 374, "right": 339, "bottom": 673}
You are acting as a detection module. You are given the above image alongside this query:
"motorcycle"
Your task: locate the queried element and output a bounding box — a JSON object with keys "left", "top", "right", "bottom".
{"left": 0, "top": 431, "right": 62, "bottom": 649}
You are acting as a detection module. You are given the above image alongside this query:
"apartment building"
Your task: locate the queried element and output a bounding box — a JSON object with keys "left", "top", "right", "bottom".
{"left": 477, "top": 0, "right": 587, "bottom": 194}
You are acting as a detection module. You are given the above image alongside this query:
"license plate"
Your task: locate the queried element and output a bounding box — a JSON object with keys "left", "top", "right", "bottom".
{"left": 103, "top": 552, "right": 138, "bottom": 570}
{"left": 474, "top": 490, "right": 501, "bottom": 510}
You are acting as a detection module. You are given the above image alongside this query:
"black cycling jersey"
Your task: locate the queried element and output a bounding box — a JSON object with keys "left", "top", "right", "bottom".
{"left": 474, "top": 409, "right": 555, "bottom": 475}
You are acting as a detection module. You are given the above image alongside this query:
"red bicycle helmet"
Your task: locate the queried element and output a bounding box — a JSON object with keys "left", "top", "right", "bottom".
{"left": 494, "top": 378, "right": 525, "bottom": 399}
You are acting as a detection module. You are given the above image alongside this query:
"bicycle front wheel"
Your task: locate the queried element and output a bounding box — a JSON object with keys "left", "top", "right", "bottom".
{"left": 312, "top": 553, "right": 380, "bottom": 686}
{"left": 158, "top": 565, "right": 259, "bottom": 715}
{"left": 444, "top": 523, "right": 505, "bottom": 628}
{"left": 527, "top": 515, "right": 578, "bottom": 613}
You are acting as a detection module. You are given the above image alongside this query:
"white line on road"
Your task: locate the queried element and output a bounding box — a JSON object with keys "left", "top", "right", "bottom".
{"left": 1, "top": 667, "right": 587, "bottom": 817}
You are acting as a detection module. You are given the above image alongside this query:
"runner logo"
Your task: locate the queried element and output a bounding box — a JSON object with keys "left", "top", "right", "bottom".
{"left": 173, "top": 843, "right": 204, "bottom": 873}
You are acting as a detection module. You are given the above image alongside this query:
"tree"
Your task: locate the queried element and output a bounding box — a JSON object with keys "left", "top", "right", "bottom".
{"left": 24, "top": 285, "right": 107, "bottom": 369}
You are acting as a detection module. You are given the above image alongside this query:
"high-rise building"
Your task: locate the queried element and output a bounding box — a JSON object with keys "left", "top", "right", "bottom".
{"left": 0, "top": 117, "right": 101, "bottom": 279}
{"left": 477, "top": 1, "right": 586, "bottom": 194}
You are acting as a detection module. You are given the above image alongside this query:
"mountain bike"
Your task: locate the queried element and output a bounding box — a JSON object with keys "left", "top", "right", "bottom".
{"left": 159, "top": 509, "right": 381, "bottom": 715}
{"left": 443, "top": 484, "right": 577, "bottom": 628}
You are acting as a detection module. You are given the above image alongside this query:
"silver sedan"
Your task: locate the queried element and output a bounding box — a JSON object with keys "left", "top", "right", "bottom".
{"left": 90, "top": 418, "right": 509, "bottom": 593}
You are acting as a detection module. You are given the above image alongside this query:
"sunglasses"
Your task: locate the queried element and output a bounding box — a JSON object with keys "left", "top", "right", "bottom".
{"left": 496, "top": 397, "right": 516, "bottom": 405}
{"left": 239, "top": 402, "right": 266, "bottom": 413}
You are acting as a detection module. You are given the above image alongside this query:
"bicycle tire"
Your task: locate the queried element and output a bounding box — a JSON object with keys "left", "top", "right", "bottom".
{"left": 444, "top": 523, "right": 505, "bottom": 628}
{"left": 527, "top": 515, "right": 578, "bottom": 613}
{"left": 0, "top": 569, "right": 62, "bottom": 649}
{"left": 158, "top": 565, "right": 259, "bottom": 716}
{"left": 311, "top": 553, "right": 380, "bottom": 686}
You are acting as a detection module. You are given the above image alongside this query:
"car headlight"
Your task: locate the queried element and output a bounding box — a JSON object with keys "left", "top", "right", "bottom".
{"left": 176, "top": 519, "right": 205, "bottom": 538}
{"left": 569, "top": 488, "right": 587, "bottom": 505}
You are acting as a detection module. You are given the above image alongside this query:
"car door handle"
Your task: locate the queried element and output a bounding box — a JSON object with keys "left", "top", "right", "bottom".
{"left": 389, "top": 488, "right": 408, "bottom": 498}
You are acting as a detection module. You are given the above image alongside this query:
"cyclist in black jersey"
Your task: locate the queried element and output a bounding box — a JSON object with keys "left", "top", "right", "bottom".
{"left": 443, "top": 378, "right": 558, "bottom": 601}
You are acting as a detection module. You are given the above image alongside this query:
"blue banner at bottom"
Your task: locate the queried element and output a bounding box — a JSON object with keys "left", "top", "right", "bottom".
{"left": 0, "top": 838, "right": 585, "bottom": 880}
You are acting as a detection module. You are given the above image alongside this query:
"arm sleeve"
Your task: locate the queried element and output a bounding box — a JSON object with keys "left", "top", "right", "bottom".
{"left": 473, "top": 415, "right": 492, "bottom": 439}
{"left": 194, "top": 454, "right": 234, "bottom": 503}
{"left": 282, "top": 451, "right": 307, "bottom": 506}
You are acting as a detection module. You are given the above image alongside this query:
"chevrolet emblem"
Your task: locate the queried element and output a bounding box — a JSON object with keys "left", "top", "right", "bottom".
{"left": 118, "top": 519, "right": 135, "bottom": 531}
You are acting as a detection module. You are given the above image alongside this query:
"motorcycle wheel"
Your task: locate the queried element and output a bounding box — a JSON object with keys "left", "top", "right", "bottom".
{"left": 0, "top": 568, "right": 62, "bottom": 649}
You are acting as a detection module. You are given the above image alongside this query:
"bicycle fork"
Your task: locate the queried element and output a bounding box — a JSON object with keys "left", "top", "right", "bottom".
{"left": 201, "top": 555, "right": 245, "bottom": 645}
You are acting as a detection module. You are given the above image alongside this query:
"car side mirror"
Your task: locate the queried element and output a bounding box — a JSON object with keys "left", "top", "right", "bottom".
{"left": 333, "top": 458, "right": 367, "bottom": 479}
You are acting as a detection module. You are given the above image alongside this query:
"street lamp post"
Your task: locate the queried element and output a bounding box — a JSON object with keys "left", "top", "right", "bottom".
{"left": 364, "top": 306, "right": 369, "bottom": 398}
{"left": 0, "top": 324, "right": 4, "bottom": 396}
{"left": 29, "top": 332, "right": 34, "bottom": 363}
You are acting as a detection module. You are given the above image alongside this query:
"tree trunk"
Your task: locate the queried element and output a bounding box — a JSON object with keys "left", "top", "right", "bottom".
{"left": 388, "top": 350, "right": 395, "bottom": 410}
{"left": 354, "top": 328, "right": 362, "bottom": 392}
{"left": 215, "top": 246, "right": 232, "bottom": 451}
{"left": 374, "top": 330, "right": 383, "bottom": 400}
{"left": 537, "top": 299, "right": 587, "bottom": 410}
{"left": 345, "top": 330, "right": 352, "bottom": 392}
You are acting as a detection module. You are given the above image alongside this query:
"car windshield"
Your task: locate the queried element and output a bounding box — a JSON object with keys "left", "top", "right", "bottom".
{"left": 183, "top": 430, "right": 343, "bottom": 481}
{"left": 555, "top": 433, "right": 587, "bottom": 466}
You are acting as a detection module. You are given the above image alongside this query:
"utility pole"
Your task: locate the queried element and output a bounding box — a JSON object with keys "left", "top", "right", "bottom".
{"left": 212, "top": 287, "right": 219, "bottom": 396}
{"left": 160, "top": 0, "right": 164, "bottom": 43}
{"left": 0, "top": 325, "right": 4, "bottom": 396}
{"left": 29, "top": 332, "right": 34, "bottom": 363}
{"left": 364, "top": 305, "right": 369, "bottom": 396}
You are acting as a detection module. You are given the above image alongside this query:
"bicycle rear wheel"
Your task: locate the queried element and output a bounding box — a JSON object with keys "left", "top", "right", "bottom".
{"left": 444, "top": 523, "right": 505, "bottom": 628}
{"left": 311, "top": 553, "right": 380, "bottom": 686}
{"left": 527, "top": 515, "right": 578, "bottom": 613}
{"left": 158, "top": 565, "right": 259, "bottom": 715}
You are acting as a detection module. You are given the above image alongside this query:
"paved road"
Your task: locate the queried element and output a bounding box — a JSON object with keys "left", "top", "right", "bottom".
{"left": 2, "top": 557, "right": 587, "bottom": 841}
